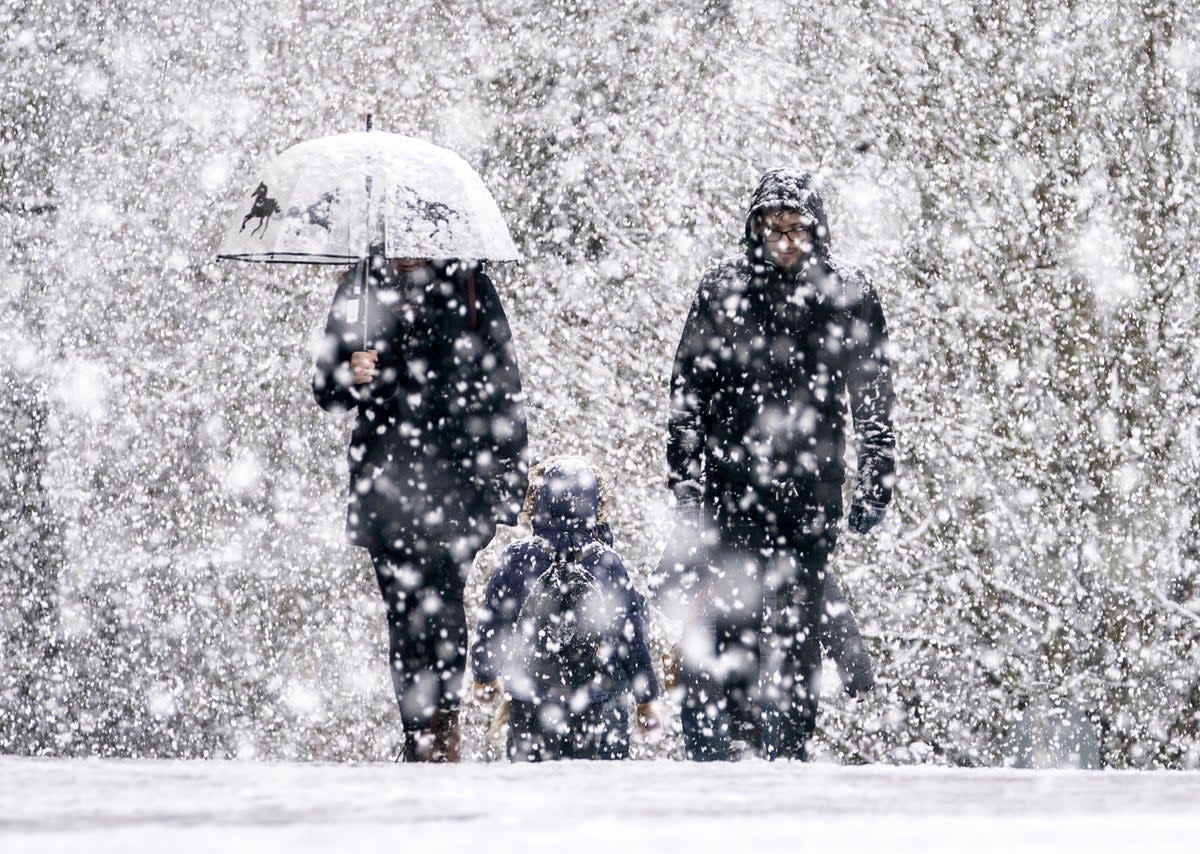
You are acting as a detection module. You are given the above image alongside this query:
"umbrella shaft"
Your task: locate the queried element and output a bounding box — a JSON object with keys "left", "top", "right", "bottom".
{"left": 360, "top": 257, "right": 370, "bottom": 350}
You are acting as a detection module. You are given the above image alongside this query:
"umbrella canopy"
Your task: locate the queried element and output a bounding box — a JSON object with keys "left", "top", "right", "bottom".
{"left": 217, "top": 132, "right": 520, "bottom": 264}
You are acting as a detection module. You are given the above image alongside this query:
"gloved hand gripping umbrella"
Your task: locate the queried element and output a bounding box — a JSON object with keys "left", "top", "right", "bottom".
{"left": 216, "top": 119, "right": 520, "bottom": 345}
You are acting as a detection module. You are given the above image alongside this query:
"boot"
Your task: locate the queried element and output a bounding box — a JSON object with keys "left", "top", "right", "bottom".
{"left": 400, "top": 710, "right": 461, "bottom": 763}
{"left": 429, "top": 708, "right": 461, "bottom": 763}
{"left": 400, "top": 731, "right": 429, "bottom": 763}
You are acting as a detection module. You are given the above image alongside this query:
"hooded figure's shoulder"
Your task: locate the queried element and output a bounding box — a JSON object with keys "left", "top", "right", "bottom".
{"left": 695, "top": 257, "right": 751, "bottom": 302}
{"left": 824, "top": 259, "right": 883, "bottom": 313}
{"left": 585, "top": 542, "right": 623, "bottom": 567}
{"left": 501, "top": 537, "right": 549, "bottom": 571}
{"left": 583, "top": 544, "right": 633, "bottom": 588}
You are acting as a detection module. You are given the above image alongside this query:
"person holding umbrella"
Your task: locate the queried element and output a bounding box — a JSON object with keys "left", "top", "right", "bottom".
{"left": 219, "top": 128, "right": 529, "bottom": 762}
{"left": 314, "top": 254, "right": 527, "bottom": 763}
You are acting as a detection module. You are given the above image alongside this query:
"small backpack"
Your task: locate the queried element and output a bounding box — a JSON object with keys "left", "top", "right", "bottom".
{"left": 518, "top": 540, "right": 612, "bottom": 704}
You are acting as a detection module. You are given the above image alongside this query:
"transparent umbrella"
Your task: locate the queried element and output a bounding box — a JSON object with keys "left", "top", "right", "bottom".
{"left": 217, "top": 119, "right": 520, "bottom": 338}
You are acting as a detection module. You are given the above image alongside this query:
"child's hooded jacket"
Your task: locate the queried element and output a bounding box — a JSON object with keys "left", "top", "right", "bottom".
{"left": 471, "top": 459, "right": 660, "bottom": 705}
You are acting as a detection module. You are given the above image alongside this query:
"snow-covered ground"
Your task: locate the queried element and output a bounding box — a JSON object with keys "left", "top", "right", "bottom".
{"left": 3, "top": 758, "right": 1198, "bottom": 853}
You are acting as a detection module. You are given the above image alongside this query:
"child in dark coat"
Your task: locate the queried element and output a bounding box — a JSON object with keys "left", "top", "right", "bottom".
{"left": 471, "top": 457, "right": 661, "bottom": 761}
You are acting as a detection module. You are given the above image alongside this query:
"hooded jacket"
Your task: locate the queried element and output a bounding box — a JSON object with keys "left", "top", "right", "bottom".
{"left": 313, "top": 260, "right": 529, "bottom": 552}
{"left": 667, "top": 169, "right": 896, "bottom": 510}
{"left": 471, "top": 459, "right": 660, "bottom": 705}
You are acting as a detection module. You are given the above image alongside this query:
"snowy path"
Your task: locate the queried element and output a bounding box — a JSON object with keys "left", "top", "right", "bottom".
{"left": 2, "top": 757, "right": 1198, "bottom": 853}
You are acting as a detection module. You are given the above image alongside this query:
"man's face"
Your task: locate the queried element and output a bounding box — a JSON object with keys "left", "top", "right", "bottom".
{"left": 760, "top": 209, "right": 814, "bottom": 272}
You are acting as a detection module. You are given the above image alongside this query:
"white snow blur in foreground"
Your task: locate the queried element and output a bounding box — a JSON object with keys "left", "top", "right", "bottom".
{"left": 1, "top": 758, "right": 1198, "bottom": 854}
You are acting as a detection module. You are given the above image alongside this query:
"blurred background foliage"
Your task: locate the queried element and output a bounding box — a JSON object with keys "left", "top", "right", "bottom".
{"left": 2, "top": 0, "right": 1198, "bottom": 766}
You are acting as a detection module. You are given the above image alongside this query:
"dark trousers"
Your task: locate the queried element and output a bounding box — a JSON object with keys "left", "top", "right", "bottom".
{"left": 367, "top": 542, "right": 468, "bottom": 731}
{"left": 507, "top": 697, "right": 631, "bottom": 762}
{"left": 680, "top": 483, "right": 840, "bottom": 761}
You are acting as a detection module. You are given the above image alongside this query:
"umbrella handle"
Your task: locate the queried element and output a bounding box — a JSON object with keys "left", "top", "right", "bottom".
{"left": 467, "top": 270, "right": 478, "bottom": 331}
{"left": 361, "top": 258, "right": 369, "bottom": 350}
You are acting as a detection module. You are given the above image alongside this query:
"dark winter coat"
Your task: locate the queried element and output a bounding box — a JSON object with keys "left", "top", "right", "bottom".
{"left": 313, "top": 260, "right": 528, "bottom": 552}
{"left": 471, "top": 461, "right": 660, "bottom": 705}
{"left": 667, "top": 169, "right": 896, "bottom": 510}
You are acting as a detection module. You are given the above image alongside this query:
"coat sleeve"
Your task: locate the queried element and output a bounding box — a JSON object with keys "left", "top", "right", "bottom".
{"left": 845, "top": 274, "right": 897, "bottom": 506}
{"left": 821, "top": 570, "right": 876, "bottom": 695}
{"left": 473, "top": 272, "right": 530, "bottom": 526}
{"left": 312, "top": 267, "right": 432, "bottom": 412}
{"left": 470, "top": 547, "right": 525, "bottom": 686}
{"left": 667, "top": 275, "right": 722, "bottom": 502}
{"left": 312, "top": 274, "right": 361, "bottom": 413}
{"left": 601, "top": 552, "right": 661, "bottom": 704}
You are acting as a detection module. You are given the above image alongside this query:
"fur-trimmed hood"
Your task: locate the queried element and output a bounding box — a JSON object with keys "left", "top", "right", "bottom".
{"left": 524, "top": 457, "right": 611, "bottom": 557}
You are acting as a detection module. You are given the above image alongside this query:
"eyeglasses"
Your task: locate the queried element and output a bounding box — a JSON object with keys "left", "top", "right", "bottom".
{"left": 761, "top": 224, "right": 813, "bottom": 242}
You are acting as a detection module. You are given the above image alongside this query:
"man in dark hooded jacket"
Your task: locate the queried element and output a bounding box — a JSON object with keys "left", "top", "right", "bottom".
{"left": 314, "top": 256, "right": 528, "bottom": 761}
{"left": 665, "top": 169, "right": 895, "bottom": 760}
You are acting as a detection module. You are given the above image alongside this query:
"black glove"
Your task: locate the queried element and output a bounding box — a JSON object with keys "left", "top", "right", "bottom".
{"left": 847, "top": 500, "right": 887, "bottom": 534}
{"left": 844, "top": 671, "right": 877, "bottom": 698}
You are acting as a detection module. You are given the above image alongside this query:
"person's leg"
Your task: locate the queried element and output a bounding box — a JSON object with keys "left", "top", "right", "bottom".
{"left": 507, "top": 699, "right": 548, "bottom": 762}
{"left": 567, "top": 698, "right": 630, "bottom": 760}
{"left": 717, "top": 509, "right": 773, "bottom": 756}
{"left": 508, "top": 699, "right": 571, "bottom": 762}
{"left": 754, "top": 597, "right": 783, "bottom": 761}
{"left": 423, "top": 546, "right": 468, "bottom": 760}
{"left": 680, "top": 680, "right": 733, "bottom": 761}
{"left": 367, "top": 546, "right": 413, "bottom": 717}
{"left": 773, "top": 528, "right": 835, "bottom": 760}
{"left": 679, "top": 515, "right": 765, "bottom": 761}
{"left": 368, "top": 540, "right": 468, "bottom": 761}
